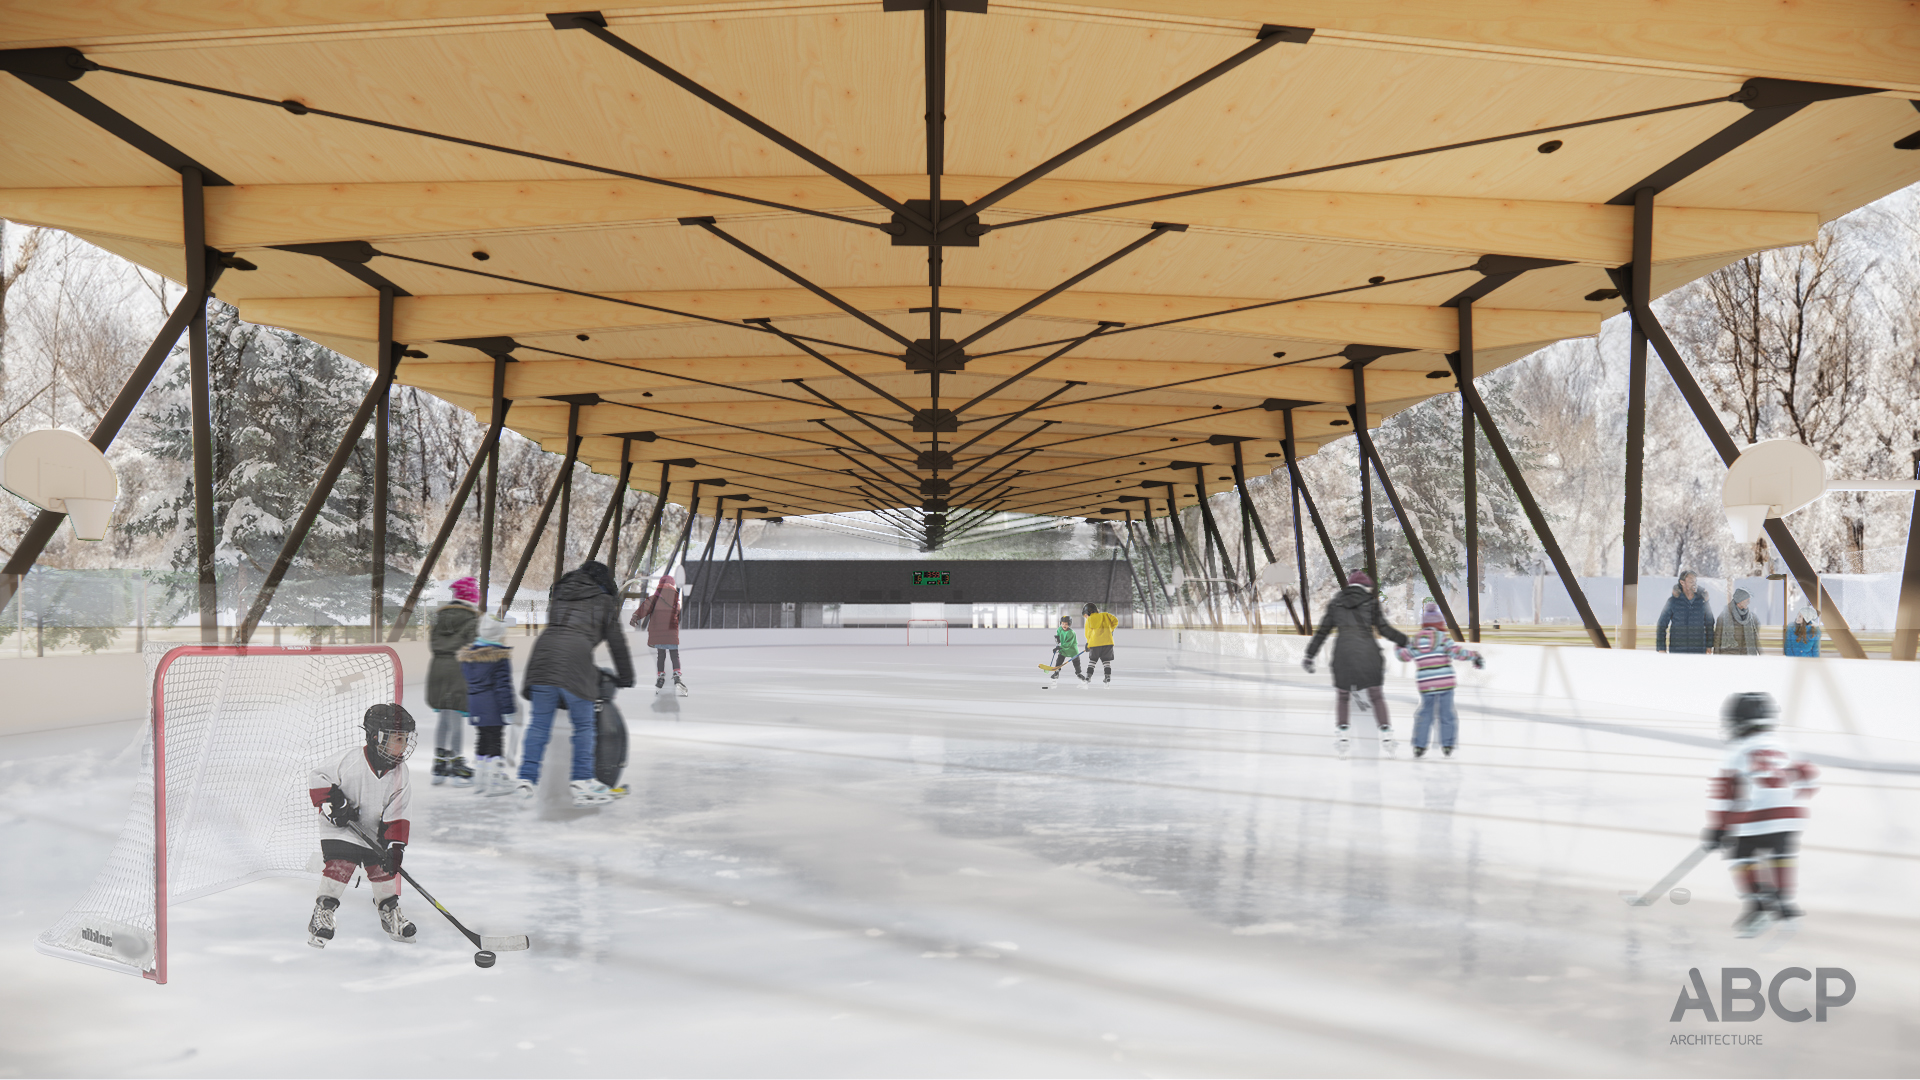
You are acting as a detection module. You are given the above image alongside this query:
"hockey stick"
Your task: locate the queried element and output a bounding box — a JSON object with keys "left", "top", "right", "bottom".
{"left": 1621, "top": 842, "right": 1714, "bottom": 906}
{"left": 347, "top": 823, "right": 531, "bottom": 966}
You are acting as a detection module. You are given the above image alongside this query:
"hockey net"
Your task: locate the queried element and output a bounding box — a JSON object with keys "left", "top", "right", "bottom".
{"left": 36, "top": 643, "right": 401, "bottom": 983}
{"left": 906, "top": 619, "right": 948, "bottom": 645}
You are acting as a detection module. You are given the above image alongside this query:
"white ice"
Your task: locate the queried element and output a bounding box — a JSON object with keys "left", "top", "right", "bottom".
{"left": 3, "top": 640, "right": 1917, "bottom": 1077}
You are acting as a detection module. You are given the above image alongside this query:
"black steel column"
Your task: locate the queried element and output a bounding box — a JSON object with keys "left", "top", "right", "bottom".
{"left": 370, "top": 289, "right": 394, "bottom": 641}
{"left": 1351, "top": 409, "right": 1463, "bottom": 639}
{"left": 665, "top": 483, "right": 705, "bottom": 573}
{"left": 499, "top": 406, "right": 583, "bottom": 616}
{"left": 554, "top": 404, "right": 580, "bottom": 582}
{"left": 1620, "top": 188, "right": 1653, "bottom": 650}
{"left": 629, "top": 462, "right": 673, "bottom": 581}
{"left": 1894, "top": 456, "right": 1920, "bottom": 661}
{"left": 1281, "top": 409, "right": 1345, "bottom": 584}
{"left": 1281, "top": 411, "right": 1311, "bottom": 626}
{"left": 589, "top": 438, "right": 632, "bottom": 564}
{"left": 184, "top": 169, "right": 218, "bottom": 642}
{"left": 1459, "top": 303, "right": 1480, "bottom": 643}
{"left": 1353, "top": 367, "right": 1375, "bottom": 583}
{"left": 1607, "top": 264, "right": 1864, "bottom": 659}
{"left": 389, "top": 399, "right": 511, "bottom": 641}
{"left": 238, "top": 352, "right": 400, "bottom": 643}
{"left": 1449, "top": 353, "right": 1611, "bottom": 648}
{"left": 0, "top": 265, "right": 213, "bottom": 613}
{"left": 478, "top": 355, "right": 506, "bottom": 605}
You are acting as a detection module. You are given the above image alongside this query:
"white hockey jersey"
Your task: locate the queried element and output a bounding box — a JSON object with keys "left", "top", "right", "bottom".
{"left": 307, "top": 745, "right": 412, "bottom": 847}
{"left": 1708, "top": 731, "right": 1818, "bottom": 838}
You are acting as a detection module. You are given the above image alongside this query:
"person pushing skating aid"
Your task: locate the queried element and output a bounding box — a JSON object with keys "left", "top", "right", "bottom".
{"left": 1706, "top": 692, "right": 1818, "bottom": 937}
{"left": 305, "top": 704, "right": 418, "bottom": 948}
{"left": 1302, "top": 570, "right": 1409, "bottom": 756}
{"left": 1394, "top": 602, "right": 1482, "bottom": 758}
{"left": 1082, "top": 602, "right": 1118, "bottom": 683}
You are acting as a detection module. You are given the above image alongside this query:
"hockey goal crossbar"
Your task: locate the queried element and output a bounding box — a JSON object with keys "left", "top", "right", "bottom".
{"left": 36, "top": 644, "right": 402, "bottom": 985}
{"left": 907, "top": 619, "right": 949, "bottom": 645}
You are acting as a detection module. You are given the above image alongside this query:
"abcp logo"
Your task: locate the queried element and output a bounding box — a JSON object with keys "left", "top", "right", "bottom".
{"left": 1671, "top": 968, "right": 1854, "bottom": 1023}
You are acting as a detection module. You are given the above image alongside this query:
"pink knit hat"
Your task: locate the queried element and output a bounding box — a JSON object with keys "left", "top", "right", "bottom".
{"left": 656, "top": 574, "right": 676, "bottom": 590}
{"left": 449, "top": 576, "right": 479, "bottom": 603}
{"left": 1421, "top": 603, "right": 1445, "bottom": 629}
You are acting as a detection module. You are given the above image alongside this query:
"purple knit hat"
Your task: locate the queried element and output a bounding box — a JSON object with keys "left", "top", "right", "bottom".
{"left": 1347, "top": 569, "right": 1373, "bottom": 588}
{"left": 449, "top": 576, "right": 480, "bottom": 603}
{"left": 1421, "top": 603, "right": 1446, "bottom": 629}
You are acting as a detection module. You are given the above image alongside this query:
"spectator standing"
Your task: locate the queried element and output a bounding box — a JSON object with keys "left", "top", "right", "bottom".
{"left": 1716, "top": 588, "right": 1762, "bottom": 655}
{"left": 1656, "top": 571, "right": 1714, "bottom": 654}
{"left": 1784, "top": 606, "right": 1822, "bottom": 657}
{"left": 427, "top": 576, "right": 480, "bottom": 785}
{"left": 516, "top": 560, "right": 635, "bottom": 807}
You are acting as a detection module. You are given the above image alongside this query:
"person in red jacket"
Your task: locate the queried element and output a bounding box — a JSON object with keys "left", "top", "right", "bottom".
{"left": 630, "top": 573, "right": 686, "bottom": 696}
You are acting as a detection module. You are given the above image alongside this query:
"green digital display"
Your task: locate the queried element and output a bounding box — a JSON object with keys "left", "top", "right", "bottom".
{"left": 913, "top": 570, "right": 951, "bottom": 586}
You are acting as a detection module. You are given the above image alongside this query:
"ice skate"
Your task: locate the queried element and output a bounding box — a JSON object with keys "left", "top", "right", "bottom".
{"left": 512, "top": 777, "right": 535, "bottom": 802}
{"left": 570, "top": 778, "right": 614, "bottom": 807}
{"left": 1774, "top": 899, "right": 1803, "bottom": 921}
{"left": 431, "top": 751, "right": 450, "bottom": 786}
{"left": 447, "top": 756, "right": 475, "bottom": 787}
{"left": 1413, "top": 745, "right": 1427, "bottom": 759}
{"left": 674, "top": 675, "right": 689, "bottom": 697}
{"left": 377, "top": 895, "right": 416, "bottom": 943}
{"left": 306, "top": 896, "right": 338, "bottom": 948}
{"left": 1442, "top": 745, "right": 1455, "bottom": 757}
{"left": 654, "top": 675, "right": 666, "bottom": 692}
{"left": 1334, "top": 728, "right": 1351, "bottom": 757}
{"left": 1103, "top": 669, "right": 1111, "bottom": 684}
{"left": 1379, "top": 727, "right": 1397, "bottom": 757}
{"left": 1733, "top": 900, "right": 1772, "bottom": 938}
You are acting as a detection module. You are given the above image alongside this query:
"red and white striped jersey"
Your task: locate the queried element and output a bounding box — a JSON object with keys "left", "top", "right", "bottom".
{"left": 1708, "top": 732, "right": 1818, "bottom": 837}
{"left": 307, "top": 745, "right": 412, "bottom": 847}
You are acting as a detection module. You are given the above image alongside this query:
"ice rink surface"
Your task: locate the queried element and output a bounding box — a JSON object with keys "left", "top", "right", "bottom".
{"left": 4, "top": 641, "right": 1918, "bottom": 1077}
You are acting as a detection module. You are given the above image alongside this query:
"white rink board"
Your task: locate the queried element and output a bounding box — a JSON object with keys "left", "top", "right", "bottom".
{"left": 3, "top": 633, "right": 1915, "bottom": 1077}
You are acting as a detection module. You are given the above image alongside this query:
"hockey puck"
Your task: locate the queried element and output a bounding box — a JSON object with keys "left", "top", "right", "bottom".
{"left": 475, "top": 950, "right": 497, "bottom": 968}
{"left": 1669, "top": 888, "right": 1691, "bottom": 905}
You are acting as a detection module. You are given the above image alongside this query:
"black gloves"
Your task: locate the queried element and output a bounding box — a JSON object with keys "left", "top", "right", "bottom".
{"left": 616, "top": 672, "right": 636, "bottom": 688}
{"left": 1302, "top": 657, "right": 1316, "bottom": 674}
{"left": 321, "top": 785, "right": 359, "bottom": 827}
{"left": 1701, "top": 826, "right": 1726, "bottom": 850}
{"left": 380, "top": 843, "right": 405, "bottom": 874}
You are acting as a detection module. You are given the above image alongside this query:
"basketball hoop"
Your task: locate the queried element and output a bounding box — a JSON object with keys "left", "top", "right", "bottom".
{"left": 1722, "top": 438, "right": 1920, "bottom": 544}
{"left": 0, "top": 429, "right": 119, "bottom": 541}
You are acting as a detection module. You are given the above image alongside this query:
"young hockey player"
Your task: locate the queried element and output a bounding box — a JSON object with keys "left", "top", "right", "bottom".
{"left": 1706, "top": 692, "right": 1819, "bottom": 936}
{"left": 1394, "top": 602, "right": 1483, "bottom": 758}
{"left": 459, "top": 614, "right": 518, "bottom": 796}
{"left": 1082, "top": 602, "right": 1119, "bottom": 683}
{"left": 306, "top": 703, "right": 417, "bottom": 948}
{"left": 1041, "top": 615, "right": 1088, "bottom": 687}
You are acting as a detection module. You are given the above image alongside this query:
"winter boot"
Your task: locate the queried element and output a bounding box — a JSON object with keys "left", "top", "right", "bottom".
{"left": 307, "top": 896, "right": 339, "bottom": 948}
{"left": 674, "top": 674, "right": 689, "bottom": 697}
{"left": 447, "top": 756, "right": 475, "bottom": 787}
{"left": 1733, "top": 900, "right": 1772, "bottom": 938}
{"left": 377, "top": 895, "right": 416, "bottom": 943}
{"left": 432, "top": 750, "right": 451, "bottom": 786}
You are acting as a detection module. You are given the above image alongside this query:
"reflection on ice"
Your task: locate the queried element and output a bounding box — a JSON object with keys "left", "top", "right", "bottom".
{"left": 3, "top": 640, "right": 1916, "bottom": 1077}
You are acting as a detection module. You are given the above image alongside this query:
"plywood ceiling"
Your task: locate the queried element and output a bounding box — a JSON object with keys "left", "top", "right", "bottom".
{"left": 3, "top": 0, "right": 1916, "bottom": 546}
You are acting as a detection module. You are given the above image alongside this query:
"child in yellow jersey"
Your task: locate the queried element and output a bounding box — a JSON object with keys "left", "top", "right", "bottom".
{"left": 1082, "top": 602, "right": 1119, "bottom": 683}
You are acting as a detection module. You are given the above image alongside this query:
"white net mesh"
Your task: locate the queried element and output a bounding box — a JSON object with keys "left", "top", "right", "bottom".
{"left": 37, "top": 643, "right": 399, "bottom": 979}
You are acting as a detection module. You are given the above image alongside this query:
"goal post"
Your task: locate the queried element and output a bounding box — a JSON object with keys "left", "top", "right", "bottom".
{"left": 36, "top": 643, "right": 402, "bottom": 984}
{"left": 906, "top": 619, "right": 948, "bottom": 645}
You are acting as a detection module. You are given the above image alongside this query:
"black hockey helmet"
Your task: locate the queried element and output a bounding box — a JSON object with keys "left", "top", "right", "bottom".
{"left": 1720, "top": 692, "right": 1778, "bottom": 740}
{"left": 363, "top": 703, "right": 417, "bottom": 768}
{"left": 1083, "top": 602, "right": 1099, "bottom": 616}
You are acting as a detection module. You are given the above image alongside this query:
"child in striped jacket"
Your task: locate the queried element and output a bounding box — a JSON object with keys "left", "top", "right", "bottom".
{"left": 1395, "top": 603, "right": 1483, "bottom": 758}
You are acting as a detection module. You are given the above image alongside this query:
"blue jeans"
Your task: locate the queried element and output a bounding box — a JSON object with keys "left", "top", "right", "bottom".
{"left": 1412, "top": 689, "right": 1457, "bottom": 749}
{"left": 519, "top": 685, "right": 597, "bottom": 783}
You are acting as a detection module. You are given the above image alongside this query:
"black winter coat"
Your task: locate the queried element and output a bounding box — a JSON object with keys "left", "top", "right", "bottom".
{"left": 522, "top": 563, "right": 635, "bottom": 700}
{"left": 426, "top": 601, "right": 478, "bottom": 711}
{"left": 1656, "top": 585, "right": 1714, "bottom": 654}
{"left": 1304, "top": 584, "right": 1410, "bottom": 690}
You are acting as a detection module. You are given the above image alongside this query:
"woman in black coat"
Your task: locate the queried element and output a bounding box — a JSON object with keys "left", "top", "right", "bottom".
{"left": 1303, "top": 570, "right": 1410, "bottom": 754}
{"left": 1656, "top": 570, "right": 1714, "bottom": 654}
